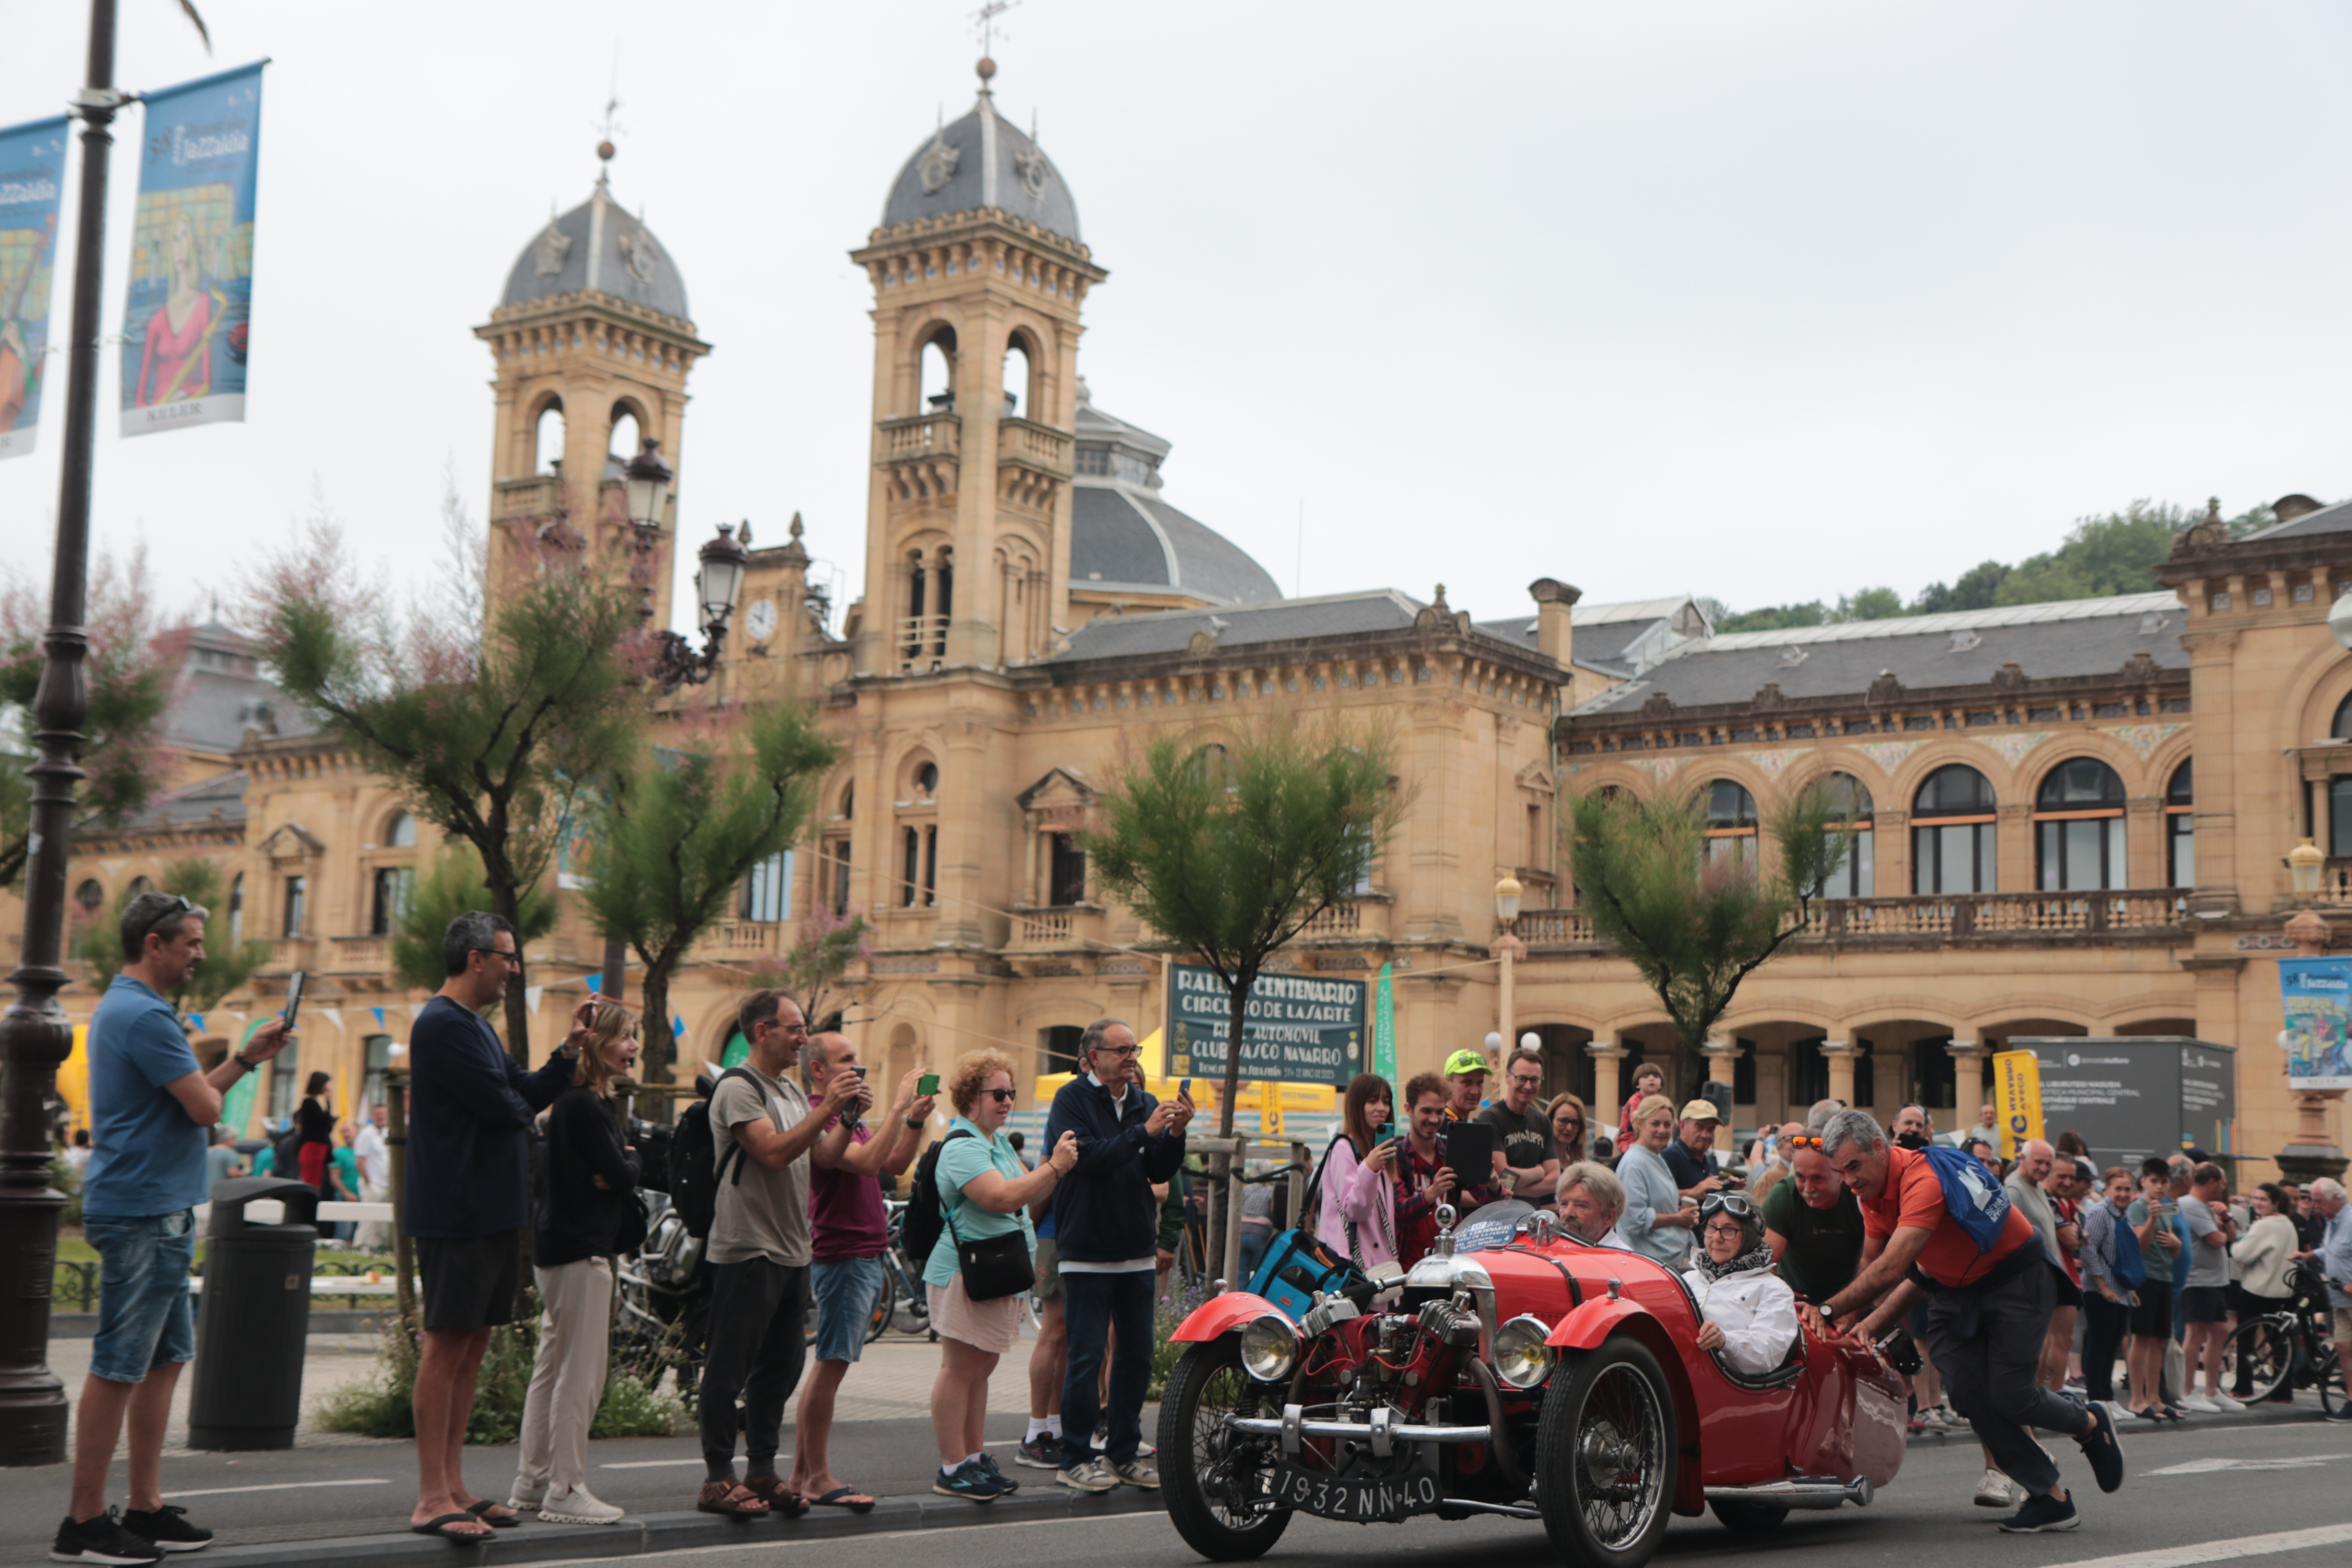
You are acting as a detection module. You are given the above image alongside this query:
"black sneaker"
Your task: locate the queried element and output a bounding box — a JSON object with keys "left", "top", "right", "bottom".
{"left": 977, "top": 1452, "right": 1019, "bottom": 1494}
{"left": 51, "top": 1509, "right": 164, "bottom": 1564}
{"left": 2075, "top": 1401, "right": 2125, "bottom": 1494}
{"left": 932, "top": 1460, "right": 1004, "bottom": 1503}
{"left": 1998, "top": 1492, "right": 2080, "bottom": 1534}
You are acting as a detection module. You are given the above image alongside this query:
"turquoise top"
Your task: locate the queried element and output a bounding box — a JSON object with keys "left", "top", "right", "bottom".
{"left": 921, "top": 1116, "right": 1036, "bottom": 1287}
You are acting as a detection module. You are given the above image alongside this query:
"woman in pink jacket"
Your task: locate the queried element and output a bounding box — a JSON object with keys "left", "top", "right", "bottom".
{"left": 1317, "top": 1073, "right": 1399, "bottom": 1270}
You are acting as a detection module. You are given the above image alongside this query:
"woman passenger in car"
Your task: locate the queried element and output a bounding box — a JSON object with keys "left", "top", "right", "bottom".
{"left": 1682, "top": 1192, "right": 1799, "bottom": 1376}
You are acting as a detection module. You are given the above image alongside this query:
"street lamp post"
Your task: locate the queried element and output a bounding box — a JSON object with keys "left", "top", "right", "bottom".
{"left": 2265, "top": 601, "right": 2352, "bottom": 1183}
{"left": 1491, "top": 874, "right": 1524, "bottom": 1056}
{"left": 649, "top": 521, "right": 750, "bottom": 693}
{"left": 0, "top": 0, "right": 120, "bottom": 1467}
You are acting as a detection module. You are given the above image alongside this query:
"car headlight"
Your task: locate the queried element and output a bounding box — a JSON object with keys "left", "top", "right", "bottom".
{"left": 1238, "top": 1314, "right": 1298, "bottom": 1383}
{"left": 1492, "top": 1314, "right": 1555, "bottom": 1390}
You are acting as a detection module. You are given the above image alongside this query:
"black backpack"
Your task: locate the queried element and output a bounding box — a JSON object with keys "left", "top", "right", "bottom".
{"left": 669, "top": 1068, "right": 757, "bottom": 1240}
{"left": 898, "top": 1129, "right": 972, "bottom": 1268}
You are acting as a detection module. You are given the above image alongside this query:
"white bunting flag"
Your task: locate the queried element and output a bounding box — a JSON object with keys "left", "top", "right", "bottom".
{"left": 525, "top": 985, "right": 544, "bottom": 1016}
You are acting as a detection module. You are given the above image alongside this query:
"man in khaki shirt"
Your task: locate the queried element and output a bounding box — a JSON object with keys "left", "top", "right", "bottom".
{"left": 694, "top": 991, "right": 865, "bottom": 1518}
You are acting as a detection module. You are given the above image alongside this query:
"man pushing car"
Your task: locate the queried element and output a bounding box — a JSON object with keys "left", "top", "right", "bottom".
{"left": 1801, "top": 1109, "right": 2125, "bottom": 1534}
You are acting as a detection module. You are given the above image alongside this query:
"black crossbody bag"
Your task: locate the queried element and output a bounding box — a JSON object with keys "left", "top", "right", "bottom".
{"left": 942, "top": 1149, "right": 1036, "bottom": 1301}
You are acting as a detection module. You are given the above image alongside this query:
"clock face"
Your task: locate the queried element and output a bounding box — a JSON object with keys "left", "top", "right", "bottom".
{"left": 745, "top": 597, "right": 777, "bottom": 642}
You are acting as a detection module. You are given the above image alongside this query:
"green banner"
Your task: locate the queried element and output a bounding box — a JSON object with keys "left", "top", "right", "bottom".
{"left": 218, "top": 1017, "right": 269, "bottom": 1131}
{"left": 1373, "top": 962, "right": 1396, "bottom": 1083}
{"left": 1165, "top": 962, "right": 1366, "bottom": 1088}
{"left": 720, "top": 1030, "right": 749, "bottom": 1070}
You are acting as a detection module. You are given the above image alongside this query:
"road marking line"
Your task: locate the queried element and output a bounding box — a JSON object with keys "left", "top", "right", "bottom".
{"left": 2046, "top": 1523, "right": 2352, "bottom": 1568}
{"left": 523, "top": 1512, "right": 1103, "bottom": 1566}
{"left": 601, "top": 1458, "right": 718, "bottom": 1469}
{"left": 160, "top": 1479, "right": 390, "bottom": 1499}
{"left": 2147, "top": 1454, "right": 2348, "bottom": 1475}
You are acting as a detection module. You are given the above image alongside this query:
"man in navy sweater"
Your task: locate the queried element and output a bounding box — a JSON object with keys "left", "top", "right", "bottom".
{"left": 402, "top": 911, "right": 581, "bottom": 1543}
{"left": 1043, "top": 1018, "right": 1191, "bottom": 1493}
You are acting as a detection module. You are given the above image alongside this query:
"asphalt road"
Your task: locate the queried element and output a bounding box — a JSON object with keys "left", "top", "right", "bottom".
{"left": 7, "top": 1403, "right": 2347, "bottom": 1565}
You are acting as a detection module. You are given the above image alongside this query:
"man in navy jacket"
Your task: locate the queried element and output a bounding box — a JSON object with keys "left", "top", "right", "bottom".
{"left": 1043, "top": 1018, "right": 1191, "bottom": 1492}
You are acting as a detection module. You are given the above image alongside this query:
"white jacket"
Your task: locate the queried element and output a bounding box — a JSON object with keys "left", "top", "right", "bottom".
{"left": 1680, "top": 1260, "right": 1800, "bottom": 1377}
{"left": 2231, "top": 1213, "right": 2299, "bottom": 1299}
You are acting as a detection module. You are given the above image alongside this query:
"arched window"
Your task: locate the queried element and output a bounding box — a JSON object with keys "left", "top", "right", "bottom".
{"left": 915, "top": 760, "right": 939, "bottom": 797}
{"left": 74, "top": 878, "right": 104, "bottom": 913}
{"left": 2333, "top": 692, "right": 2352, "bottom": 740}
{"left": 919, "top": 326, "right": 956, "bottom": 413}
{"left": 2034, "top": 757, "right": 2127, "bottom": 891}
{"left": 227, "top": 873, "right": 244, "bottom": 944}
{"left": 1819, "top": 771, "right": 1875, "bottom": 898}
{"left": 1701, "top": 780, "right": 1758, "bottom": 868}
{"left": 386, "top": 810, "right": 417, "bottom": 849}
{"left": 1189, "top": 744, "right": 1236, "bottom": 790}
{"left": 739, "top": 849, "right": 791, "bottom": 921}
{"left": 1912, "top": 764, "right": 1997, "bottom": 894}
{"left": 534, "top": 398, "right": 566, "bottom": 475}
{"left": 2166, "top": 761, "right": 2194, "bottom": 888}
{"left": 1002, "top": 338, "right": 1032, "bottom": 418}
{"left": 371, "top": 865, "right": 413, "bottom": 935}
{"left": 127, "top": 875, "right": 154, "bottom": 898}
{"left": 608, "top": 404, "right": 642, "bottom": 463}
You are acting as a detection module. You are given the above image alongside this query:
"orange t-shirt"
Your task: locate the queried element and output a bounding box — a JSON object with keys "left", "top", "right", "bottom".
{"left": 1858, "top": 1143, "right": 2031, "bottom": 1288}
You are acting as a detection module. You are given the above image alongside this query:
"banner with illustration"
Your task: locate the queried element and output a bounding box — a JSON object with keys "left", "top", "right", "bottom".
{"left": 0, "top": 115, "right": 68, "bottom": 461}
{"left": 2279, "top": 956, "right": 2352, "bottom": 1091}
{"left": 1991, "top": 1049, "right": 2043, "bottom": 1159}
{"left": 120, "top": 62, "right": 263, "bottom": 438}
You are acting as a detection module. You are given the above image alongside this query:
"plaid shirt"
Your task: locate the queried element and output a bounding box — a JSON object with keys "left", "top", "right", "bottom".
{"left": 1392, "top": 1134, "right": 1501, "bottom": 1267}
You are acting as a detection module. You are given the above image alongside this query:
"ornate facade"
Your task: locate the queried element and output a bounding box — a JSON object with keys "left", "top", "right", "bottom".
{"left": 11, "top": 66, "right": 2347, "bottom": 1180}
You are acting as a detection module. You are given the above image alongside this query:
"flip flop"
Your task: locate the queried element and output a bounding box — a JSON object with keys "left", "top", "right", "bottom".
{"left": 411, "top": 1512, "right": 493, "bottom": 1543}
{"left": 810, "top": 1486, "right": 877, "bottom": 1512}
{"left": 466, "top": 1499, "right": 521, "bottom": 1528}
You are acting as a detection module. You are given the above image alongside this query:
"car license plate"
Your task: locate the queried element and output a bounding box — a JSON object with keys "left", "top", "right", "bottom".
{"left": 1274, "top": 1462, "right": 1440, "bottom": 1523}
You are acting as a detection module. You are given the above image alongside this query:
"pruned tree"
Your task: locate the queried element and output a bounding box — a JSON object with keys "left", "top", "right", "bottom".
{"left": 1565, "top": 781, "right": 1851, "bottom": 1088}
{"left": 1, "top": 547, "right": 182, "bottom": 890}
{"left": 576, "top": 700, "right": 841, "bottom": 1085}
{"left": 76, "top": 857, "right": 268, "bottom": 1018}
{"left": 245, "top": 495, "right": 644, "bottom": 1061}
{"left": 745, "top": 901, "right": 871, "bottom": 1039}
{"left": 390, "top": 849, "right": 557, "bottom": 995}
{"left": 1085, "top": 717, "right": 1401, "bottom": 1138}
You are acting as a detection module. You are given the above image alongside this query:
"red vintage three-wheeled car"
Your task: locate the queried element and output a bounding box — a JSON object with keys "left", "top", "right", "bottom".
{"left": 1156, "top": 1203, "right": 1907, "bottom": 1566}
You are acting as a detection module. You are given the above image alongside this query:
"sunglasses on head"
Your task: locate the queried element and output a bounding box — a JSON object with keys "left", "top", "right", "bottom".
{"left": 1697, "top": 1191, "right": 1757, "bottom": 1223}
{"left": 135, "top": 894, "right": 196, "bottom": 943}
{"left": 1785, "top": 1134, "right": 1827, "bottom": 1151}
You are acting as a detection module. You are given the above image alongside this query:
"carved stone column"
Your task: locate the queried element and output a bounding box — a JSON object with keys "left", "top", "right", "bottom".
{"left": 1586, "top": 1043, "right": 1626, "bottom": 1138}
{"left": 1819, "top": 1040, "right": 1859, "bottom": 1109}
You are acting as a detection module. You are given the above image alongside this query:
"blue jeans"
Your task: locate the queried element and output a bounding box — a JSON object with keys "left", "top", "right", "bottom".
{"left": 1239, "top": 1227, "right": 1270, "bottom": 1285}
{"left": 810, "top": 1256, "right": 884, "bottom": 1363}
{"left": 86, "top": 1210, "right": 197, "bottom": 1385}
{"left": 1060, "top": 1269, "right": 1155, "bottom": 1470}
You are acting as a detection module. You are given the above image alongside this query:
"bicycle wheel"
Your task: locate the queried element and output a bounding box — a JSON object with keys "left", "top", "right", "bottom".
{"left": 2224, "top": 1317, "right": 2296, "bottom": 1403}
{"left": 2319, "top": 1343, "right": 2346, "bottom": 1417}
{"left": 864, "top": 1266, "right": 893, "bottom": 1345}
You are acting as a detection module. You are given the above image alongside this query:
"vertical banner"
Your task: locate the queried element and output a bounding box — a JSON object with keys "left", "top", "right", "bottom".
{"left": 1372, "top": 962, "right": 1396, "bottom": 1083}
{"left": 0, "top": 115, "right": 67, "bottom": 460}
{"left": 219, "top": 1017, "right": 273, "bottom": 1134}
{"left": 2279, "top": 956, "right": 2352, "bottom": 1091}
{"left": 120, "top": 62, "right": 263, "bottom": 437}
{"left": 1991, "top": 1049, "right": 2043, "bottom": 1158}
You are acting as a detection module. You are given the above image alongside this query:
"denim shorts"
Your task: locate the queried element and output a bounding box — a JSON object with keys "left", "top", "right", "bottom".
{"left": 86, "top": 1209, "right": 197, "bottom": 1385}
{"left": 809, "top": 1256, "right": 884, "bottom": 1363}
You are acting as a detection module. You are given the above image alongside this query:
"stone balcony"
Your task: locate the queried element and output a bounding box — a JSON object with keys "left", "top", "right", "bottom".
{"left": 1517, "top": 889, "right": 2187, "bottom": 954}
{"left": 877, "top": 411, "right": 961, "bottom": 464}
{"left": 1295, "top": 896, "right": 1393, "bottom": 944}
{"left": 328, "top": 934, "right": 389, "bottom": 972}
{"left": 690, "top": 920, "right": 784, "bottom": 964}
{"left": 1006, "top": 904, "right": 1105, "bottom": 952}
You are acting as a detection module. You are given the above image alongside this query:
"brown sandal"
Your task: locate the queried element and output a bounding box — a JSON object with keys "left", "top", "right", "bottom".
{"left": 697, "top": 1480, "right": 770, "bottom": 1519}
{"left": 744, "top": 1475, "right": 807, "bottom": 1517}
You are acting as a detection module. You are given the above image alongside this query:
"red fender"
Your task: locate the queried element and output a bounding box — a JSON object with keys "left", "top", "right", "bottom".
{"left": 1546, "top": 1296, "right": 1650, "bottom": 1350}
{"left": 1171, "top": 1291, "right": 1286, "bottom": 1343}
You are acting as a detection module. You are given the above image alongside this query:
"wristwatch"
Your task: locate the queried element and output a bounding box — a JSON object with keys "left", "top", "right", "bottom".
{"left": 1817, "top": 1300, "right": 1838, "bottom": 1323}
{"left": 904, "top": 1117, "right": 924, "bottom": 1130}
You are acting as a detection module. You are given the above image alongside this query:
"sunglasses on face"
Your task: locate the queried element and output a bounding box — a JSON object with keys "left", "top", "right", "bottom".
{"left": 1093, "top": 1044, "right": 1141, "bottom": 1058}
{"left": 983, "top": 1087, "right": 1018, "bottom": 1103}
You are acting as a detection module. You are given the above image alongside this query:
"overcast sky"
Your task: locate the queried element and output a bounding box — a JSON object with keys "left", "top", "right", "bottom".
{"left": 6, "top": 1, "right": 2351, "bottom": 639}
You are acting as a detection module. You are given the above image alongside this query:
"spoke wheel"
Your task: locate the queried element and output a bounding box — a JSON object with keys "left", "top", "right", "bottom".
{"left": 2223, "top": 1318, "right": 2295, "bottom": 1403}
{"left": 1534, "top": 1336, "right": 1677, "bottom": 1568}
{"left": 1158, "top": 1336, "right": 1292, "bottom": 1562}
{"left": 2319, "top": 1344, "right": 2346, "bottom": 1418}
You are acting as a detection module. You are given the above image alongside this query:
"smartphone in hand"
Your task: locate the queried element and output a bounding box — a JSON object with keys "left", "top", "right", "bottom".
{"left": 282, "top": 969, "right": 307, "bottom": 1031}
{"left": 918, "top": 1072, "right": 941, "bottom": 1096}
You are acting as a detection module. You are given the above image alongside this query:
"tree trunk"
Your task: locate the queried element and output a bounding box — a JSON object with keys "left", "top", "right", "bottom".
{"left": 493, "top": 876, "right": 532, "bottom": 1064}
{"left": 1209, "top": 965, "right": 1256, "bottom": 1284}
{"left": 641, "top": 950, "right": 676, "bottom": 1091}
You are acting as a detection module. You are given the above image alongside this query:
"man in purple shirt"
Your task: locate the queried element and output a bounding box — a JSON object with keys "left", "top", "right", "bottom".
{"left": 789, "top": 1033, "right": 933, "bottom": 1509}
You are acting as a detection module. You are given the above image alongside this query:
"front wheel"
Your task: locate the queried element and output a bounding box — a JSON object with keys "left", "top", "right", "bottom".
{"left": 1158, "top": 1337, "right": 1292, "bottom": 1562}
{"left": 2224, "top": 1318, "right": 2295, "bottom": 1403}
{"left": 1534, "top": 1335, "right": 1678, "bottom": 1568}
{"left": 2319, "top": 1343, "right": 2347, "bottom": 1418}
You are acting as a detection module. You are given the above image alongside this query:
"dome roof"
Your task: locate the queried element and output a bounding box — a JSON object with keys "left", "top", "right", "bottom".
{"left": 1068, "top": 385, "right": 1281, "bottom": 607}
{"left": 880, "top": 67, "right": 1080, "bottom": 242}
{"left": 501, "top": 163, "right": 690, "bottom": 322}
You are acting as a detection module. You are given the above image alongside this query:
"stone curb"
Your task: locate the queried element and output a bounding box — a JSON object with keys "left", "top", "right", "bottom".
{"left": 51, "top": 1309, "right": 389, "bottom": 1338}
{"left": 193, "top": 1483, "right": 1168, "bottom": 1568}
{"left": 1902, "top": 1394, "right": 2326, "bottom": 1445}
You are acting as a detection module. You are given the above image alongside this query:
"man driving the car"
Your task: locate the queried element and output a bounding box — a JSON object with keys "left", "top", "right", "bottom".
{"left": 1554, "top": 1162, "right": 1628, "bottom": 1249}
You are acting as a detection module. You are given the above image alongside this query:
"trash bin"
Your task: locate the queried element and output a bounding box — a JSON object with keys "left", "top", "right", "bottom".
{"left": 188, "top": 1176, "right": 319, "bottom": 1450}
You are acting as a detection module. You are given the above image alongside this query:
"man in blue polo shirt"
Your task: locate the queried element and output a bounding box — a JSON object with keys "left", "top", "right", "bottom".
{"left": 56, "top": 891, "right": 292, "bottom": 1565}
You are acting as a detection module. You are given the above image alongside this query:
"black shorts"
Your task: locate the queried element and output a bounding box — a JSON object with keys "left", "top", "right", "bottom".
{"left": 417, "top": 1230, "right": 519, "bottom": 1332}
{"left": 2128, "top": 1278, "right": 2173, "bottom": 1337}
{"left": 2181, "top": 1284, "right": 2230, "bottom": 1324}
{"left": 2051, "top": 1262, "right": 2082, "bottom": 1308}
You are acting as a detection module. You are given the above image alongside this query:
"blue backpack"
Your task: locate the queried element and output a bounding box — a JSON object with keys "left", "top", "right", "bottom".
{"left": 1916, "top": 1143, "right": 2013, "bottom": 1254}
{"left": 2107, "top": 1207, "right": 2147, "bottom": 1289}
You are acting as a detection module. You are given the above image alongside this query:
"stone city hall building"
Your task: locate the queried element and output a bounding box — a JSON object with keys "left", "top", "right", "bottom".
{"left": 13, "top": 64, "right": 2348, "bottom": 1178}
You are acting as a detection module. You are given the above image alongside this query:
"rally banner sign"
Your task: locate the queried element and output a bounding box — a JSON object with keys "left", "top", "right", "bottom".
{"left": 2280, "top": 956, "right": 2352, "bottom": 1092}
{"left": 120, "top": 62, "right": 263, "bottom": 438}
{"left": 1166, "top": 963, "right": 1367, "bottom": 1089}
{"left": 0, "top": 115, "right": 68, "bottom": 460}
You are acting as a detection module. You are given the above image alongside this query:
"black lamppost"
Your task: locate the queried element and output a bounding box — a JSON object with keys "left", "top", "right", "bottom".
{"left": 1, "top": 0, "right": 119, "bottom": 1467}
{"left": 650, "top": 523, "right": 750, "bottom": 692}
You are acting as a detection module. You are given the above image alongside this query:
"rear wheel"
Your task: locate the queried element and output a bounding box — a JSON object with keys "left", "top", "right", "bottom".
{"left": 1708, "top": 1499, "right": 1788, "bottom": 1534}
{"left": 1158, "top": 1337, "right": 1291, "bottom": 1562}
{"left": 2224, "top": 1318, "right": 2296, "bottom": 1403}
{"left": 1534, "top": 1336, "right": 1678, "bottom": 1568}
{"left": 2319, "top": 1343, "right": 2346, "bottom": 1418}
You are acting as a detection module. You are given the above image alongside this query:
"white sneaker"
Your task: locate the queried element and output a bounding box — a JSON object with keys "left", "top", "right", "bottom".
{"left": 2207, "top": 1392, "right": 2245, "bottom": 1412}
{"left": 1973, "top": 1468, "right": 2020, "bottom": 1508}
{"left": 507, "top": 1477, "right": 548, "bottom": 1513}
{"left": 2178, "top": 1394, "right": 2219, "bottom": 1414}
{"left": 541, "top": 1486, "right": 626, "bottom": 1525}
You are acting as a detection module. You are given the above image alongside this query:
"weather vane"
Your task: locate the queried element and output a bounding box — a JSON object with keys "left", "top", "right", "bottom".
{"left": 973, "top": 0, "right": 1017, "bottom": 57}
{"left": 595, "top": 43, "right": 624, "bottom": 161}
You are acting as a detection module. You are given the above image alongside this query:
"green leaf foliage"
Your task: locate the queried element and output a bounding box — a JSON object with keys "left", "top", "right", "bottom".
{"left": 1084, "top": 716, "right": 1400, "bottom": 1135}
{"left": 577, "top": 700, "right": 842, "bottom": 1084}
{"left": 391, "top": 849, "right": 557, "bottom": 995}
{"left": 745, "top": 902, "right": 871, "bottom": 1037}
{"left": 77, "top": 857, "right": 271, "bottom": 1016}
{"left": 1565, "top": 781, "right": 1849, "bottom": 1075}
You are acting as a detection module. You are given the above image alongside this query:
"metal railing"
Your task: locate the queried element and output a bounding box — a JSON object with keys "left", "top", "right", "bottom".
{"left": 1515, "top": 890, "right": 2185, "bottom": 950}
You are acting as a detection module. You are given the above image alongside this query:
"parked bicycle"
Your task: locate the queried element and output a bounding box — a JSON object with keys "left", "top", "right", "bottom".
{"left": 2224, "top": 1262, "right": 2346, "bottom": 1412}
